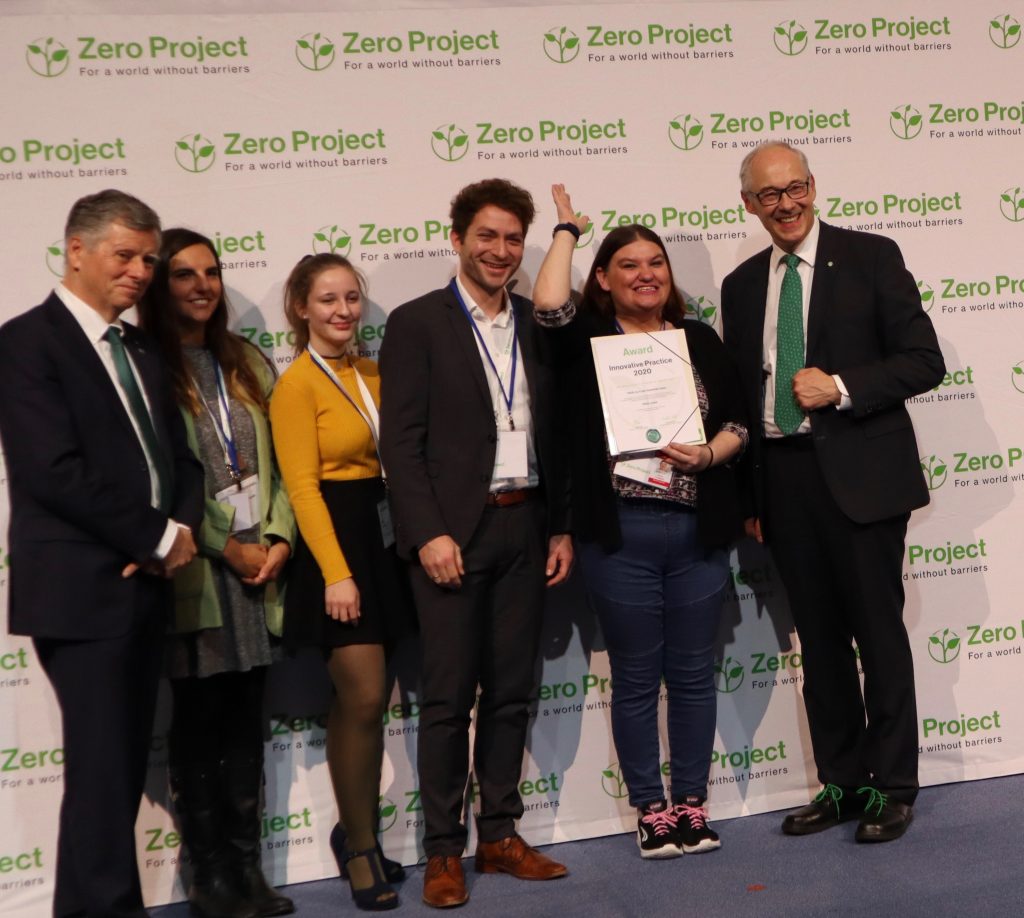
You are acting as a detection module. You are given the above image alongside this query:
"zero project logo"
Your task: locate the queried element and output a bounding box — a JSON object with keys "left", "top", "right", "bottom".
{"left": 431, "top": 123, "right": 469, "bottom": 162}
{"left": 543, "top": 26, "right": 581, "bottom": 63}
{"left": 46, "top": 240, "right": 65, "bottom": 277}
{"left": 1011, "top": 362, "right": 1024, "bottom": 395}
{"left": 928, "top": 628, "right": 961, "bottom": 664}
{"left": 920, "top": 454, "right": 948, "bottom": 491}
{"left": 600, "top": 763, "right": 629, "bottom": 798}
{"left": 773, "top": 20, "right": 809, "bottom": 56}
{"left": 685, "top": 295, "right": 717, "bottom": 324}
{"left": 295, "top": 32, "right": 336, "bottom": 71}
{"left": 174, "top": 132, "right": 216, "bottom": 173}
{"left": 312, "top": 224, "right": 352, "bottom": 257}
{"left": 890, "top": 104, "right": 924, "bottom": 140}
{"left": 917, "top": 280, "right": 935, "bottom": 311}
{"left": 989, "top": 14, "right": 1022, "bottom": 49}
{"left": 378, "top": 796, "right": 398, "bottom": 832}
{"left": 26, "top": 37, "right": 70, "bottom": 77}
{"left": 1000, "top": 186, "right": 1024, "bottom": 222}
{"left": 714, "top": 655, "right": 745, "bottom": 693}
{"left": 668, "top": 114, "right": 704, "bottom": 151}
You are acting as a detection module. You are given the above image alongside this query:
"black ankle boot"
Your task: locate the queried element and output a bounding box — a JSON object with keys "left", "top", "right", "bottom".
{"left": 168, "top": 764, "right": 259, "bottom": 918}
{"left": 222, "top": 755, "right": 295, "bottom": 917}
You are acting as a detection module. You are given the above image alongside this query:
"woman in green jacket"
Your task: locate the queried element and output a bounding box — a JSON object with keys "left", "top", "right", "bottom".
{"left": 138, "top": 228, "right": 295, "bottom": 918}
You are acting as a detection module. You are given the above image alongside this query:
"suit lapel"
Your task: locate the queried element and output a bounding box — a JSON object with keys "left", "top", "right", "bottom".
{"left": 806, "top": 222, "right": 839, "bottom": 363}
{"left": 443, "top": 284, "right": 495, "bottom": 414}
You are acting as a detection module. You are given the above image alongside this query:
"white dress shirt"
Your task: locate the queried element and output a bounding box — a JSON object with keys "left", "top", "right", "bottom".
{"left": 454, "top": 276, "right": 539, "bottom": 490}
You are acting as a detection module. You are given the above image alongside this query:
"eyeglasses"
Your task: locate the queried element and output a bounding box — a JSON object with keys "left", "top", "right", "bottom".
{"left": 747, "top": 179, "right": 812, "bottom": 207}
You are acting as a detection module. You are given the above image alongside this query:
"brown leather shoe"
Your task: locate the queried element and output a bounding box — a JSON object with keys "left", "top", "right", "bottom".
{"left": 474, "top": 834, "right": 568, "bottom": 880}
{"left": 422, "top": 855, "right": 469, "bottom": 909}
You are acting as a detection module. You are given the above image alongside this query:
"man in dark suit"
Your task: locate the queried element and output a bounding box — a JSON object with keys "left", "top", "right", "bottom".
{"left": 380, "top": 179, "right": 572, "bottom": 908}
{"left": 0, "top": 189, "right": 204, "bottom": 916}
{"left": 721, "top": 142, "right": 945, "bottom": 843}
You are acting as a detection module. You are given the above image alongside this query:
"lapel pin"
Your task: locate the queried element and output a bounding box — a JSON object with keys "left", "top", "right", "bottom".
{"left": 827, "top": 261, "right": 834, "bottom": 267}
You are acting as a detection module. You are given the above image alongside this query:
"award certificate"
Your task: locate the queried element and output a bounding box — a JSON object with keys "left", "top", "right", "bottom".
{"left": 590, "top": 328, "right": 705, "bottom": 455}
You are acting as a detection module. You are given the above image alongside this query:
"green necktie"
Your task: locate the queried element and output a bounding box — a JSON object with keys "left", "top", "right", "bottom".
{"left": 104, "top": 326, "right": 172, "bottom": 512}
{"left": 774, "top": 253, "right": 805, "bottom": 435}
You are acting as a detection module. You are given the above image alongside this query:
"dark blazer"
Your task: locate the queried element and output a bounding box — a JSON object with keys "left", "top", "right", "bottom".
{"left": 721, "top": 221, "right": 945, "bottom": 526}
{"left": 540, "top": 309, "right": 746, "bottom": 553}
{"left": 379, "top": 284, "right": 570, "bottom": 560}
{"left": 0, "top": 293, "right": 204, "bottom": 639}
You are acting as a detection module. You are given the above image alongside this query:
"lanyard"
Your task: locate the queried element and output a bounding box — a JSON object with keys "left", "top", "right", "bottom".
{"left": 613, "top": 318, "right": 667, "bottom": 334}
{"left": 306, "top": 346, "right": 386, "bottom": 478}
{"left": 450, "top": 278, "right": 518, "bottom": 430}
{"left": 194, "top": 361, "right": 243, "bottom": 484}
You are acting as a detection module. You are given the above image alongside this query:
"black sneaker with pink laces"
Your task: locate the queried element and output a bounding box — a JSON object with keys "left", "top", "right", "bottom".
{"left": 636, "top": 800, "right": 682, "bottom": 859}
{"left": 670, "top": 798, "right": 721, "bottom": 854}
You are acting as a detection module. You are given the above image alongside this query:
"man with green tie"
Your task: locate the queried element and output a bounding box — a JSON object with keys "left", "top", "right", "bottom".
{"left": 0, "top": 190, "right": 204, "bottom": 916}
{"left": 721, "top": 142, "right": 945, "bottom": 844}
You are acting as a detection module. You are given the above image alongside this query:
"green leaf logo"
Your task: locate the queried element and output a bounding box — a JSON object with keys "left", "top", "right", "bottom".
{"left": 45, "top": 240, "right": 65, "bottom": 277}
{"left": 685, "top": 295, "right": 718, "bottom": 326}
{"left": 714, "top": 655, "right": 745, "bottom": 693}
{"left": 890, "top": 103, "right": 923, "bottom": 140}
{"left": 990, "top": 13, "right": 1022, "bottom": 49}
{"left": 378, "top": 796, "right": 398, "bottom": 832}
{"left": 312, "top": 224, "right": 353, "bottom": 257}
{"left": 920, "top": 454, "right": 948, "bottom": 491}
{"left": 927, "top": 627, "right": 961, "bottom": 664}
{"left": 574, "top": 212, "right": 594, "bottom": 249}
{"left": 26, "top": 37, "right": 70, "bottom": 77}
{"left": 174, "top": 132, "right": 217, "bottom": 173}
{"left": 917, "top": 280, "right": 934, "bottom": 312}
{"left": 773, "top": 19, "right": 809, "bottom": 56}
{"left": 295, "top": 31, "right": 336, "bottom": 71}
{"left": 1011, "top": 362, "right": 1024, "bottom": 394}
{"left": 999, "top": 185, "right": 1024, "bottom": 222}
{"left": 600, "top": 763, "right": 629, "bottom": 798}
{"left": 668, "top": 114, "right": 704, "bottom": 152}
{"left": 430, "top": 123, "right": 470, "bottom": 162}
{"left": 543, "top": 26, "right": 581, "bottom": 63}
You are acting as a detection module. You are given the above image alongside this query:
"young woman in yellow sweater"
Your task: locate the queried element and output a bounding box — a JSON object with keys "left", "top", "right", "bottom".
{"left": 270, "top": 254, "right": 413, "bottom": 911}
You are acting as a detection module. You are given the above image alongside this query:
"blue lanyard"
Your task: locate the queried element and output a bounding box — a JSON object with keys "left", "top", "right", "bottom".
{"left": 450, "top": 279, "right": 518, "bottom": 429}
{"left": 212, "top": 364, "right": 242, "bottom": 481}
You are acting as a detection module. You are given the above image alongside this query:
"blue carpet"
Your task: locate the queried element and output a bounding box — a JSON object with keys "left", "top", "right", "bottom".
{"left": 154, "top": 774, "right": 1024, "bottom": 917}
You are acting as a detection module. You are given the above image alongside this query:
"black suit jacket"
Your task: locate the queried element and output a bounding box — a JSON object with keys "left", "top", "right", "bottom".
{"left": 0, "top": 293, "right": 204, "bottom": 639}
{"left": 379, "top": 284, "right": 570, "bottom": 560}
{"left": 721, "top": 221, "right": 945, "bottom": 527}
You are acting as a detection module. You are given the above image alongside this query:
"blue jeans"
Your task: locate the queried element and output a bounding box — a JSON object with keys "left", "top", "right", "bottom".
{"left": 580, "top": 500, "right": 728, "bottom": 808}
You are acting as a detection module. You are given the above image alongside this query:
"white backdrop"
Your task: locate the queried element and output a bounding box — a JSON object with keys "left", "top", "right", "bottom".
{"left": 1, "top": 1, "right": 1023, "bottom": 913}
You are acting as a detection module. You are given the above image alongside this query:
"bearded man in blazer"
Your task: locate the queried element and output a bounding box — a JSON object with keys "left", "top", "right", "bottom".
{"left": 0, "top": 190, "right": 204, "bottom": 917}
{"left": 380, "top": 179, "right": 572, "bottom": 908}
{"left": 720, "top": 142, "right": 945, "bottom": 844}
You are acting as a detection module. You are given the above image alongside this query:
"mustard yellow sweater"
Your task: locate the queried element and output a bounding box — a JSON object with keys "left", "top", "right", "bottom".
{"left": 270, "top": 351, "right": 380, "bottom": 584}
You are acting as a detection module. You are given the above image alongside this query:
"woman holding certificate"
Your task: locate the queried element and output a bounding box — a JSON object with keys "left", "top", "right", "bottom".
{"left": 138, "top": 228, "right": 296, "bottom": 917}
{"left": 270, "top": 254, "right": 412, "bottom": 911}
{"left": 534, "top": 185, "right": 747, "bottom": 860}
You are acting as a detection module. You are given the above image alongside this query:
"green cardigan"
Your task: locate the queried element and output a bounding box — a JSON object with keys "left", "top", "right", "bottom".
{"left": 172, "top": 345, "right": 295, "bottom": 637}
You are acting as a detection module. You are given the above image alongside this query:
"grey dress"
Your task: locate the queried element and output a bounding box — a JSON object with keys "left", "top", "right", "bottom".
{"left": 166, "top": 346, "right": 279, "bottom": 679}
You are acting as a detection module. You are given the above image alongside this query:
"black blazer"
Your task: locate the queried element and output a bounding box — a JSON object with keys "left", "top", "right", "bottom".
{"left": 379, "top": 285, "right": 570, "bottom": 560}
{"left": 541, "top": 309, "right": 746, "bottom": 554}
{"left": 721, "top": 221, "right": 946, "bottom": 526}
{"left": 0, "top": 293, "right": 204, "bottom": 639}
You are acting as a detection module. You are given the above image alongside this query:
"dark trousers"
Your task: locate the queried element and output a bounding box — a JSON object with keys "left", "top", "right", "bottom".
{"left": 412, "top": 499, "right": 547, "bottom": 856}
{"left": 34, "top": 599, "right": 165, "bottom": 918}
{"left": 763, "top": 437, "right": 918, "bottom": 804}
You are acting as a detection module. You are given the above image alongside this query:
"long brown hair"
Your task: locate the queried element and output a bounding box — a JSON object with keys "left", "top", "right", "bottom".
{"left": 138, "top": 228, "right": 268, "bottom": 414}
{"left": 580, "top": 224, "right": 687, "bottom": 326}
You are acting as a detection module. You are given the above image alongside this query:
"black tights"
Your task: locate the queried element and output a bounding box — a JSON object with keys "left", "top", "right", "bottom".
{"left": 325, "top": 644, "right": 388, "bottom": 854}
{"left": 168, "top": 668, "right": 267, "bottom": 767}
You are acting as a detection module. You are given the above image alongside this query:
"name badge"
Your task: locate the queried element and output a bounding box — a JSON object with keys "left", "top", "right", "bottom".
{"left": 494, "top": 429, "right": 529, "bottom": 480}
{"left": 377, "top": 499, "right": 395, "bottom": 549}
{"left": 613, "top": 456, "right": 673, "bottom": 491}
{"left": 215, "top": 475, "right": 260, "bottom": 531}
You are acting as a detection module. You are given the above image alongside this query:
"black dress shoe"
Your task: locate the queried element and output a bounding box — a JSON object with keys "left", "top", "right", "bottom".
{"left": 781, "top": 785, "right": 864, "bottom": 836}
{"left": 855, "top": 795, "right": 913, "bottom": 843}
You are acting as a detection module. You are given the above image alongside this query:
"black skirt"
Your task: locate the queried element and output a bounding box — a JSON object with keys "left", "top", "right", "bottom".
{"left": 284, "top": 478, "right": 414, "bottom": 649}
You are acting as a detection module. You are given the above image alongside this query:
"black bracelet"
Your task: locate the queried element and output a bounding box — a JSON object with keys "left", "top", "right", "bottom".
{"left": 705, "top": 444, "right": 715, "bottom": 470}
{"left": 553, "top": 222, "right": 581, "bottom": 240}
